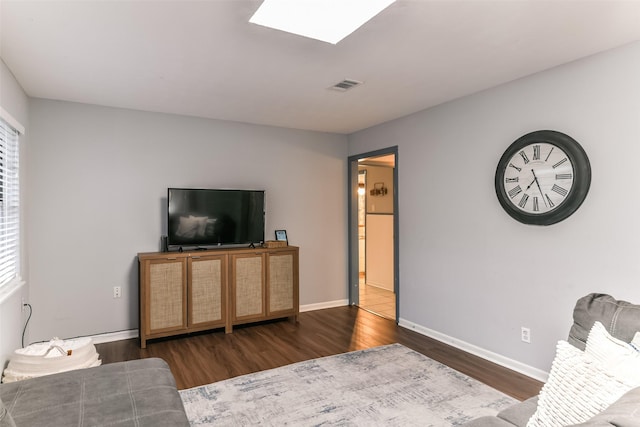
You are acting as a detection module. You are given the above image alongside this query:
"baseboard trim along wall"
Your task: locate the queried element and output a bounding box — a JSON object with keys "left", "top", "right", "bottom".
{"left": 88, "top": 302, "right": 551, "bottom": 386}
{"left": 89, "top": 329, "right": 138, "bottom": 345}
{"left": 87, "top": 303, "right": 549, "bottom": 383}
{"left": 399, "top": 317, "right": 549, "bottom": 383}
{"left": 299, "top": 299, "right": 349, "bottom": 312}
{"left": 89, "top": 300, "right": 351, "bottom": 345}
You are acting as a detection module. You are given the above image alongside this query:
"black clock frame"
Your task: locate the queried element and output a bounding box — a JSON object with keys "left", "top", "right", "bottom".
{"left": 495, "top": 130, "right": 591, "bottom": 226}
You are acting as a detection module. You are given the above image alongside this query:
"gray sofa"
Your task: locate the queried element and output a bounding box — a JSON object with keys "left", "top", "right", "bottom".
{"left": 0, "top": 357, "right": 189, "bottom": 426}
{"left": 464, "top": 293, "right": 640, "bottom": 427}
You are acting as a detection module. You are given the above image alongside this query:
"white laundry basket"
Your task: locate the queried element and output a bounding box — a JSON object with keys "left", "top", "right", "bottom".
{"left": 1, "top": 337, "right": 101, "bottom": 383}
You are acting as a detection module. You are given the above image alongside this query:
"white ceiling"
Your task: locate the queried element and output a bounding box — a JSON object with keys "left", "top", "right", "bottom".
{"left": 2, "top": 1, "right": 640, "bottom": 134}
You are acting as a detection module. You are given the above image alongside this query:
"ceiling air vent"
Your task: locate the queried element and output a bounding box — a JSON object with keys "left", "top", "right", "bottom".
{"left": 329, "top": 79, "right": 363, "bottom": 92}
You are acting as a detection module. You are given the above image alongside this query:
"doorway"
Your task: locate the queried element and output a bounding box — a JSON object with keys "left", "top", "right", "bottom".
{"left": 348, "top": 147, "right": 398, "bottom": 321}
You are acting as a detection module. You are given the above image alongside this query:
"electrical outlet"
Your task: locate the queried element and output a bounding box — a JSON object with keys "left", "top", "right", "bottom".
{"left": 113, "top": 286, "right": 122, "bottom": 298}
{"left": 521, "top": 327, "right": 531, "bottom": 343}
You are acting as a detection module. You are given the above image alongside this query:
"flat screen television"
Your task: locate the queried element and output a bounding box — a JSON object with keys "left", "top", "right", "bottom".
{"left": 167, "top": 188, "right": 265, "bottom": 249}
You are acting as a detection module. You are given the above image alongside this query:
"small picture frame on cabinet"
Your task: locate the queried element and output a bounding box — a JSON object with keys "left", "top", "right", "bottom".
{"left": 275, "top": 230, "right": 288, "bottom": 244}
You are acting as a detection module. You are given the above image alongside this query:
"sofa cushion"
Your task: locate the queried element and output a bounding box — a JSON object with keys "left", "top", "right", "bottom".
{"left": 0, "top": 358, "right": 189, "bottom": 427}
{"left": 568, "top": 294, "right": 640, "bottom": 350}
{"left": 496, "top": 396, "right": 538, "bottom": 426}
{"left": 460, "top": 416, "right": 519, "bottom": 426}
{"left": 0, "top": 396, "right": 16, "bottom": 427}
{"left": 568, "top": 386, "right": 640, "bottom": 426}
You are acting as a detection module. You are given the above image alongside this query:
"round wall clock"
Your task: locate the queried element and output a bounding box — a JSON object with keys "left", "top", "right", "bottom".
{"left": 494, "top": 130, "right": 591, "bottom": 226}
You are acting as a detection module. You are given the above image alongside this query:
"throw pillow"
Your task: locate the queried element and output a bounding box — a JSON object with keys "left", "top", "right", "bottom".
{"left": 0, "top": 396, "right": 16, "bottom": 427}
{"left": 585, "top": 321, "right": 640, "bottom": 386}
{"left": 527, "top": 341, "right": 633, "bottom": 427}
{"left": 631, "top": 331, "right": 640, "bottom": 351}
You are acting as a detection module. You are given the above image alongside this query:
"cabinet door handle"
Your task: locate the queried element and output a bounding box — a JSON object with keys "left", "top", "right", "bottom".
{"left": 166, "top": 257, "right": 177, "bottom": 261}
{"left": 191, "top": 256, "right": 201, "bottom": 260}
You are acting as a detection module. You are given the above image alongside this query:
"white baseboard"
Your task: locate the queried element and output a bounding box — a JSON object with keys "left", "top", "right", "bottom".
{"left": 89, "top": 301, "right": 350, "bottom": 345}
{"left": 300, "top": 299, "right": 349, "bottom": 312}
{"left": 88, "top": 307, "right": 549, "bottom": 384}
{"left": 399, "top": 318, "right": 549, "bottom": 383}
{"left": 89, "top": 329, "right": 138, "bottom": 345}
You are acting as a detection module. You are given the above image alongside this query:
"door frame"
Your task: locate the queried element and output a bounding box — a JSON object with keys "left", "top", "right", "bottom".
{"left": 348, "top": 146, "right": 399, "bottom": 322}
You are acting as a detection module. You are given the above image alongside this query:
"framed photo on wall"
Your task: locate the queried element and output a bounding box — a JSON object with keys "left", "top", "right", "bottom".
{"left": 275, "top": 230, "right": 288, "bottom": 244}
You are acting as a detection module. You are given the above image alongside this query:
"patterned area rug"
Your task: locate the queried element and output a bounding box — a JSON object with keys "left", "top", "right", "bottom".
{"left": 180, "top": 343, "right": 516, "bottom": 426}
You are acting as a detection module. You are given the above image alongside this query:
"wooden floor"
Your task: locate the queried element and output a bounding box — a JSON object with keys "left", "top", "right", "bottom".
{"left": 96, "top": 306, "right": 543, "bottom": 401}
{"left": 359, "top": 283, "right": 396, "bottom": 320}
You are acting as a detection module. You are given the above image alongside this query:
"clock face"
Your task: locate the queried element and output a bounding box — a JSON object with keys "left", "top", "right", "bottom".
{"left": 503, "top": 143, "right": 574, "bottom": 214}
{"left": 495, "top": 130, "right": 591, "bottom": 226}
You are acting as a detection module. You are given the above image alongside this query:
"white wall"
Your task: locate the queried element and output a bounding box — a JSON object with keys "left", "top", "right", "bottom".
{"left": 365, "top": 214, "right": 394, "bottom": 291}
{"left": 349, "top": 41, "right": 640, "bottom": 376}
{"left": 0, "top": 58, "right": 30, "bottom": 368}
{"left": 26, "top": 99, "right": 348, "bottom": 342}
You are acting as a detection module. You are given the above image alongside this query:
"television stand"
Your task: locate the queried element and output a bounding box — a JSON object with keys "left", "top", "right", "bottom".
{"left": 137, "top": 245, "right": 299, "bottom": 348}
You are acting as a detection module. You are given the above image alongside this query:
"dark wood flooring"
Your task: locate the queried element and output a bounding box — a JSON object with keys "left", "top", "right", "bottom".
{"left": 96, "top": 306, "right": 543, "bottom": 401}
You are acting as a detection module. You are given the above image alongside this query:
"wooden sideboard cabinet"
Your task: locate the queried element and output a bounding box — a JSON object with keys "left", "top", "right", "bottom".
{"left": 138, "top": 246, "right": 298, "bottom": 347}
{"left": 229, "top": 247, "right": 299, "bottom": 331}
{"left": 138, "top": 252, "right": 227, "bottom": 348}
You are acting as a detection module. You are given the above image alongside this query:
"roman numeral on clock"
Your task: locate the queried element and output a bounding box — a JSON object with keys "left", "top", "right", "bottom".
{"left": 552, "top": 184, "right": 568, "bottom": 197}
{"left": 508, "top": 185, "right": 523, "bottom": 199}
{"left": 519, "top": 151, "right": 530, "bottom": 164}
{"left": 533, "top": 145, "right": 540, "bottom": 161}
{"left": 545, "top": 194, "right": 556, "bottom": 208}
{"left": 518, "top": 194, "right": 529, "bottom": 208}
{"left": 508, "top": 163, "right": 522, "bottom": 172}
{"left": 545, "top": 147, "right": 555, "bottom": 162}
{"left": 505, "top": 177, "right": 519, "bottom": 183}
{"left": 555, "top": 173, "right": 572, "bottom": 180}
{"left": 552, "top": 158, "right": 568, "bottom": 169}
{"left": 533, "top": 197, "right": 539, "bottom": 212}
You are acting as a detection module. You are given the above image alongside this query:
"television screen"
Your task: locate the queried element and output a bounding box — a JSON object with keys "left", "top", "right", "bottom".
{"left": 167, "top": 188, "right": 265, "bottom": 248}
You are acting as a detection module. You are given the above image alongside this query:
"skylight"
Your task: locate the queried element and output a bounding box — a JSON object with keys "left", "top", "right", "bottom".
{"left": 249, "top": 0, "right": 396, "bottom": 45}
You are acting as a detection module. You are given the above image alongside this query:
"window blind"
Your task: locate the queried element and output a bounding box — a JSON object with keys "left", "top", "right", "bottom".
{"left": 0, "top": 117, "right": 20, "bottom": 288}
